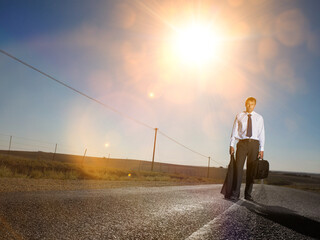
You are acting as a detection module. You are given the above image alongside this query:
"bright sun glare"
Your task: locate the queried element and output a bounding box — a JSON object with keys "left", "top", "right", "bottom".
{"left": 173, "top": 24, "right": 222, "bottom": 65}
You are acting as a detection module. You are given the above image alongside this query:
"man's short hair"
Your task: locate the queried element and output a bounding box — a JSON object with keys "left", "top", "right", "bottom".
{"left": 245, "top": 97, "right": 256, "bottom": 105}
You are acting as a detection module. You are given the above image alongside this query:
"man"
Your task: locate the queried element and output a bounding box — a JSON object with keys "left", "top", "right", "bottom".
{"left": 229, "top": 97, "right": 265, "bottom": 201}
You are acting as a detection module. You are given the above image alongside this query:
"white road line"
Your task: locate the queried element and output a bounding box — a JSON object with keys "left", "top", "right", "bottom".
{"left": 185, "top": 200, "right": 245, "bottom": 240}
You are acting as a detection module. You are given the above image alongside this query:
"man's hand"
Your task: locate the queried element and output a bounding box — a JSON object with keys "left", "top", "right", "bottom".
{"left": 229, "top": 146, "right": 234, "bottom": 155}
{"left": 258, "top": 151, "right": 264, "bottom": 159}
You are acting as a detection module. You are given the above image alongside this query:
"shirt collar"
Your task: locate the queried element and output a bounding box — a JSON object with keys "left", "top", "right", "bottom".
{"left": 245, "top": 111, "right": 255, "bottom": 115}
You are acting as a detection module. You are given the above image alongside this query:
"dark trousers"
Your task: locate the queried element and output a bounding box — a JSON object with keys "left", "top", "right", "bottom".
{"left": 232, "top": 140, "right": 259, "bottom": 198}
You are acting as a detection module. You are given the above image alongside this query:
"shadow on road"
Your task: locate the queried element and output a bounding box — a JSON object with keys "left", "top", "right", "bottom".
{"left": 237, "top": 200, "right": 320, "bottom": 239}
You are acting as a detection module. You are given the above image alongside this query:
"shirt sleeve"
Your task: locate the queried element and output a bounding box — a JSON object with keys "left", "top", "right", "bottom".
{"left": 258, "top": 117, "right": 265, "bottom": 151}
{"left": 230, "top": 116, "right": 239, "bottom": 148}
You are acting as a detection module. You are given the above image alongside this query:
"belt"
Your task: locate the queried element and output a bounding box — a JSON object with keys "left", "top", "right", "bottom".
{"left": 240, "top": 139, "right": 259, "bottom": 143}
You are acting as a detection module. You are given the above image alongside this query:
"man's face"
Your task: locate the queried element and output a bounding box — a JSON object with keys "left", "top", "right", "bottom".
{"left": 245, "top": 100, "right": 256, "bottom": 113}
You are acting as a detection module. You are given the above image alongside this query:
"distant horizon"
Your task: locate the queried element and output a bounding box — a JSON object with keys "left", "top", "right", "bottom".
{"left": 2, "top": 149, "right": 320, "bottom": 175}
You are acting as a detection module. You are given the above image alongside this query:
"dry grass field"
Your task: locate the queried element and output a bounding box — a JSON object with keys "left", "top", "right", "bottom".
{"left": 0, "top": 153, "right": 223, "bottom": 183}
{"left": 0, "top": 152, "right": 224, "bottom": 193}
{"left": 264, "top": 171, "right": 320, "bottom": 193}
{"left": 0, "top": 151, "right": 319, "bottom": 194}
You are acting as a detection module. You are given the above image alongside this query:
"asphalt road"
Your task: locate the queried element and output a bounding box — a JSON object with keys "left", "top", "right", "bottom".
{"left": 0, "top": 184, "right": 319, "bottom": 240}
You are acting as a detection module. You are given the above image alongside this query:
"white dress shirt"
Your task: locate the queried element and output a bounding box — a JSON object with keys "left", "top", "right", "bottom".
{"left": 230, "top": 111, "right": 265, "bottom": 151}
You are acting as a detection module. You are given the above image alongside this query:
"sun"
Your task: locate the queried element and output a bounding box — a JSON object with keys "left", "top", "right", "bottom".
{"left": 173, "top": 23, "right": 222, "bottom": 65}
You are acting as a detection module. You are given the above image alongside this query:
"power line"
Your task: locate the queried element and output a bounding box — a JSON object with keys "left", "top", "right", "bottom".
{"left": 158, "top": 130, "right": 208, "bottom": 158}
{"left": 210, "top": 156, "right": 225, "bottom": 167}
{"left": 0, "top": 49, "right": 154, "bottom": 130}
{"left": 0, "top": 49, "right": 211, "bottom": 162}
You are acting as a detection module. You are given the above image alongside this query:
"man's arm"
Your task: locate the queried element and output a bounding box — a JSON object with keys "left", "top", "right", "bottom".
{"left": 258, "top": 151, "right": 264, "bottom": 159}
{"left": 230, "top": 146, "right": 235, "bottom": 155}
{"left": 258, "top": 117, "right": 265, "bottom": 159}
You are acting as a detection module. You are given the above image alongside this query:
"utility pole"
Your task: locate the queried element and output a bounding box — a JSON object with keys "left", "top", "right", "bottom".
{"left": 207, "top": 156, "right": 211, "bottom": 178}
{"left": 82, "top": 148, "right": 87, "bottom": 166}
{"left": 151, "top": 128, "right": 158, "bottom": 171}
{"left": 52, "top": 143, "right": 57, "bottom": 161}
{"left": 8, "top": 135, "right": 12, "bottom": 156}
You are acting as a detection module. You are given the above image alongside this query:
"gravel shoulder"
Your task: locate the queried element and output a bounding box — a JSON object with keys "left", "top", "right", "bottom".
{"left": 0, "top": 177, "right": 206, "bottom": 193}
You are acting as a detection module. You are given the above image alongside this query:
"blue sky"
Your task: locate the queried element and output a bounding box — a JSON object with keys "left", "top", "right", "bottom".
{"left": 0, "top": 0, "right": 319, "bottom": 173}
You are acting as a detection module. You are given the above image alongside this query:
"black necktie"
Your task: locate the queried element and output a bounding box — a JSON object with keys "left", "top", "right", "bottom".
{"left": 246, "top": 114, "right": 252, "bottom": 138}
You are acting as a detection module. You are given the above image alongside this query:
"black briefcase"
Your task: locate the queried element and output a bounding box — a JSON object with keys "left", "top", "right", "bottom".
{"left": 253, "top": 158, "right": 269, "bottom": 179}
